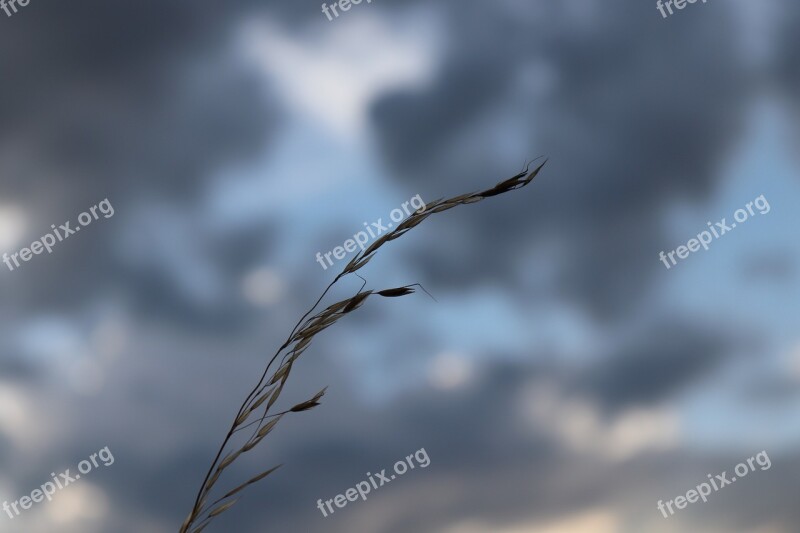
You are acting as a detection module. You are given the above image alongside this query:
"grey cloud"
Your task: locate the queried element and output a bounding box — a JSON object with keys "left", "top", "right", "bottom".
{"left": 370, "top": 1, "right": 752, "bottom": 316}
{"left": 0, "top": 0, "right": 287, "bottom": 326}
{"left": 575, "top": 320, "right": 740, "bottom": 413}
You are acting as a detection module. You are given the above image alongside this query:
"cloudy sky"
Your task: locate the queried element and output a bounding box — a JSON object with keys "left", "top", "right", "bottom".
{"left": 0, "top": 1, "right": 798, "bottom": 532}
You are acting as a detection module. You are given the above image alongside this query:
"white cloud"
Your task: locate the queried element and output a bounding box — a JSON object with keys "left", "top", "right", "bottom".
{"left": 241, "top": 267, "right": 285, "bottom": 307}
{"left": 428, "top": 351, "right": 474, "bottom": 390}
{"left": 236, "top": 11, "right": 441, "bottom": 139}
{"left": 43, "top": 481, "right": 109, "bottom": 530}
{"left": 0, "top": 382, "right": 55, "bottom": 451}
{"left": 520, "top": 382, "right": 681, "bottom": 461}
{"left": 439, "top": 508, "right": 620, "bottom": 533}
{"left": 0, "top": 204, "right": 28, "bottom": 251}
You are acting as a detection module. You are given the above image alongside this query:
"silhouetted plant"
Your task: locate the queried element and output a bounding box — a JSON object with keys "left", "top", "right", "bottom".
{"left": 180, "top": 158, "right": 547, "bottom": 532}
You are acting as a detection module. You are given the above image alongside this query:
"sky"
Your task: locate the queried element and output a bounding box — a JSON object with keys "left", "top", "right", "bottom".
{"left": 0, "top": 1, "right": 798, "bottom": 532}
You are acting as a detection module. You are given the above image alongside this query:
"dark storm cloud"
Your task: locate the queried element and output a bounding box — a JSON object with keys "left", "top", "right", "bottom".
{"left": 242, "top": 353, "right": 798, "bottom": 533}
{"left": 0, "top": 0, "right": 298, "bottom": 326}
{"left": 1, "top": 320, "right": 780, "bottom": 533}
{"left": 372, "top": 58, "right": 513, "bottom": 176}
{"left": 125, "top": 350, "right": 791, "bottom": 533}
{"left": 575, "top": 320, "right": 739, "bottom": 413}
{"left": 198, "top": 357, "right": 564, "bottom": 532}
{"left": 370, "top": 0, "right": 752, "bottom": 316}
{"left": 776, "top": 0, "right": 800, "bottom": 84}
{"left": 0, "top": 0, "right": 280, "bottom": 199}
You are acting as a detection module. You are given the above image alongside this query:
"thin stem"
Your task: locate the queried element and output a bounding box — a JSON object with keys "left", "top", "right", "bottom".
{"left": 186, "top": 272, "right": 347, "bottom": 527}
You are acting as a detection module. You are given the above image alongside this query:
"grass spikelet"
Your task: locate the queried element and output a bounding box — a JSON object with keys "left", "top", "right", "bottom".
{"left": 179, "top": 158, "right": 547, "bottom": 531}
